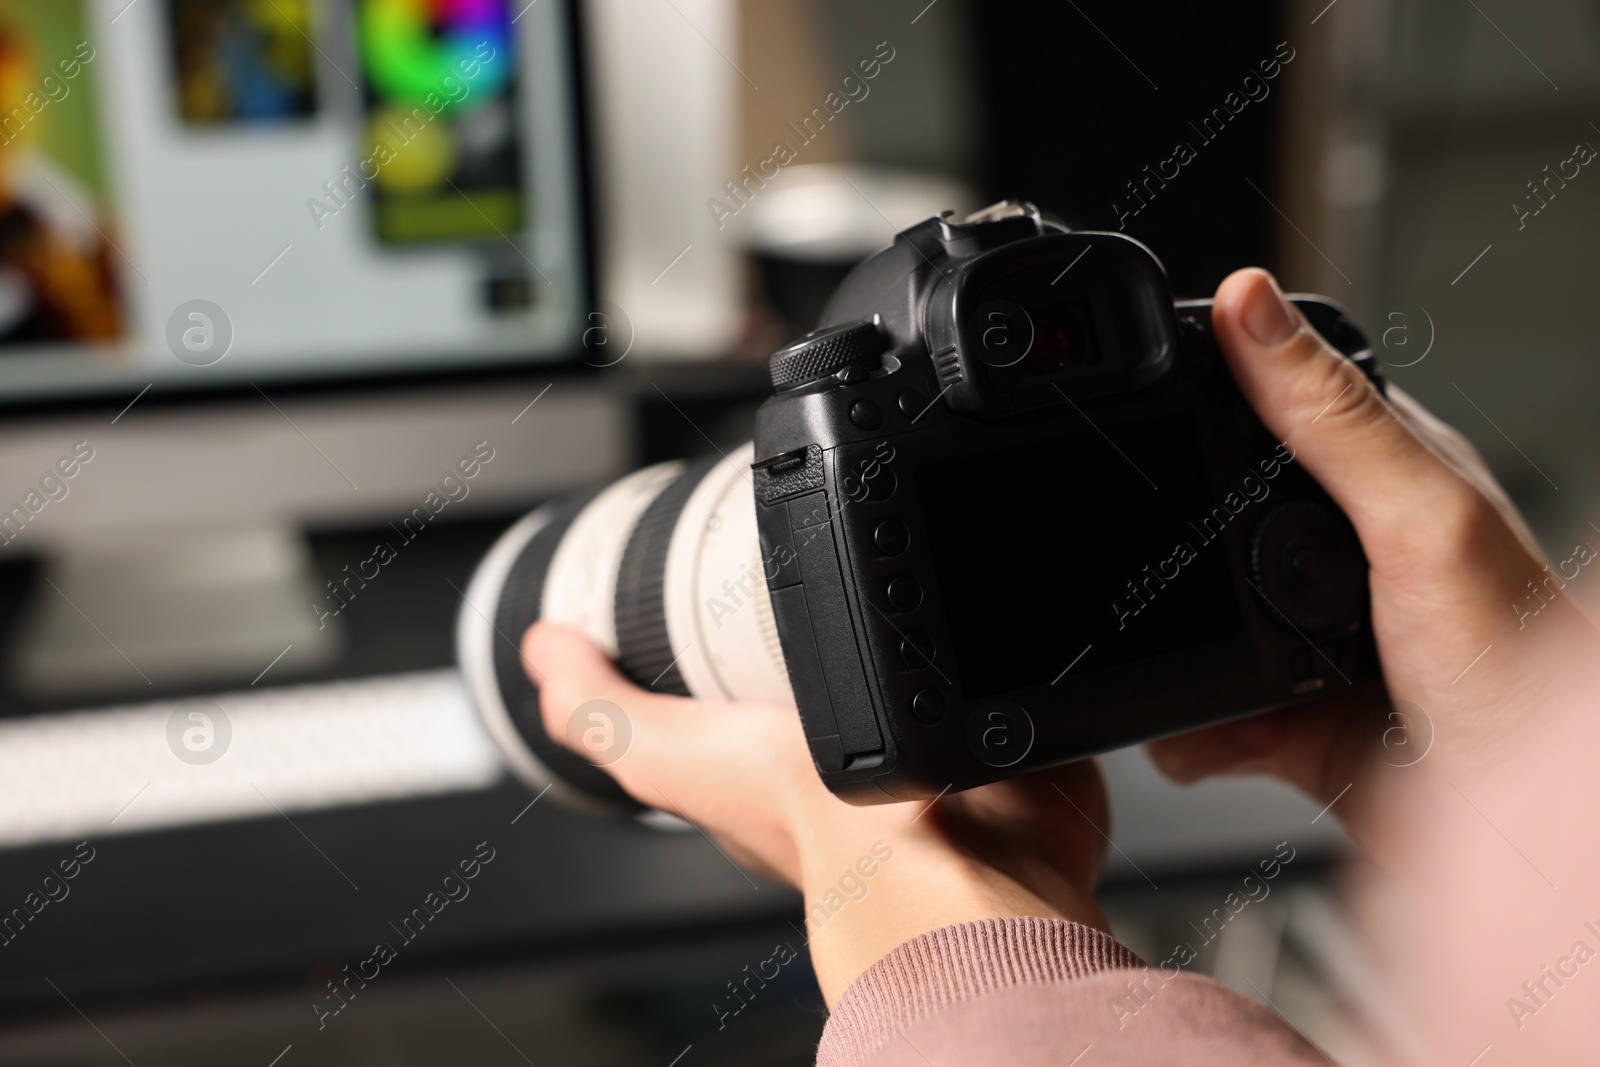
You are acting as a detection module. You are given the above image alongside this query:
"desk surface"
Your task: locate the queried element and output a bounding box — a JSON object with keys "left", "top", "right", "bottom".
{"left": 0, "top": 781, "right": 800, "bottom": 1015}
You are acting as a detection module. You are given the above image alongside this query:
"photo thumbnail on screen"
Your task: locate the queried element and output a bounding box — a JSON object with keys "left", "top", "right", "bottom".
{"left": 0, "top": 0, "right": 121, "bottom": 349}
{"left": 167, "top": 0, "right": 319, "bottom": 126}
{"left": 355, "top": 0, "right": 527, "bottom": 247}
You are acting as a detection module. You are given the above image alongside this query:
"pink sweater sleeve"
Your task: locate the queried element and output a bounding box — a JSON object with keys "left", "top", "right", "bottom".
{"left": 815, "top": 917, "right": 1330, "bottom": 1067}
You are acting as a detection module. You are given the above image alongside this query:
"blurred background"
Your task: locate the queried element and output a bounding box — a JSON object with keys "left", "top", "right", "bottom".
{"left": 0, "top": 0, "right": 1596, "bottom": 1064}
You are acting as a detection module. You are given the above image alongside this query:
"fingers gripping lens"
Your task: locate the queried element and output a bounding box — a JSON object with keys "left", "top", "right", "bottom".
{"left": 566, "top": 699, "right": 632, "bottom": 766}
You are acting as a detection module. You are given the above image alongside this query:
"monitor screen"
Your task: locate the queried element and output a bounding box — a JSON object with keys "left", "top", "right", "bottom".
{"left": 0, "top": 0, "right": 587, "bottom": 402}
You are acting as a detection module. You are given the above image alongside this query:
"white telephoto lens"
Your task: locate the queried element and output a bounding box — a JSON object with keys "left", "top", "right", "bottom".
{"left": 660, "top": 443, "right": 791, "bottom": 706}
{"left": 541, "top": 462, "right": 685, "bottom": 658}
{"left": 458, "top": 444, "right": 793, "bottom": 814}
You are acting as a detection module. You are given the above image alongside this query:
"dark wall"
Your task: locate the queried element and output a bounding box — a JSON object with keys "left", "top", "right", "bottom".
{"left": 967, "top": 0, "right": 1286, "bottom": 298}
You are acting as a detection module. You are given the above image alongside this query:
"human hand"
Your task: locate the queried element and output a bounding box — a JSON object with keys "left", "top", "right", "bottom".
{"left": 522, "top": 620, "right": 1115, "bottom": 1004}
{"left": 1145, "top": 268, "right": 1600, "bottom": 846}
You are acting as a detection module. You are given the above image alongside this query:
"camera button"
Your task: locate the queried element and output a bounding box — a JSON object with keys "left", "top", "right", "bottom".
{"left": 896, "top": 389, "right": 926, "bottom": 419}
{"left": 872, "top": 519, "right": 909, "bottom": 556}
{"left": 886, "top": 575, "right": 922, "bottom": 612}
{"left": 849, "top": 399, "right": 884, "bottom": 430}
{"left": 898, "top": 632, "right": 936, "bottom": 669}
{"left": 910, "top": 688, "right": 945, "bottom": 724}
{"left": 1290, "top": 545, "right": 1330, "bottom": 585}
{"left": 966, "top": 699, "right": 1034, "bottom": 768}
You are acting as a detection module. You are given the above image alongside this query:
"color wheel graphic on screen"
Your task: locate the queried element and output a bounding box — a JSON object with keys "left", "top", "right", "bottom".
{"left": 357, "top": 0, "right": 526, "bottom": 246}
{"left": 362, "top": 0, "right": 510, "bottom": 112}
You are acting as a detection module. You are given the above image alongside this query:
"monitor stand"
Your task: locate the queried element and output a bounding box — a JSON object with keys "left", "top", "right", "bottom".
{"left": 9, "top": 526, "right": 342, "bottom": 699}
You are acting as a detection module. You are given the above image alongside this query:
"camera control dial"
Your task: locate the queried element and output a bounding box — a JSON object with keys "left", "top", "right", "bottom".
{"left": 769, "top": 319, "right": 887, "bottom": 391}
{"left": 1248, "top": 500, "right": 1368, "bottom": 635}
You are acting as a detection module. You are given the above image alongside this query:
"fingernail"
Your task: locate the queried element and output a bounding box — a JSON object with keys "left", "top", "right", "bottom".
{"left": 1228, "top": 713, "right": 1285, "bottom": 756}
{"left": 1241, "top": 272, "right": 1298, "bottom": 345}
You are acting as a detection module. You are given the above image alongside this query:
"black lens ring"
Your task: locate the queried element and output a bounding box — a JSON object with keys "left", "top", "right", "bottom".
{"left": 490, "top": 489, "right": 644, "bottom": 811}
{"left": 613, "top": 457, "right": 722, "bottom": 696}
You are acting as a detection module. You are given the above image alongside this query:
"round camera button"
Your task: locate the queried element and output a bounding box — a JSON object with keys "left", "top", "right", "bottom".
{"left": 886, "top": 575, "right": 922, "bottom": 612}
{"left": 896, "top": 389, "right": 926, "bottom": 419}
{"left": 898, "top": 632, "right": 935, "bottom": 669}
{"left": 873, "top": 519, "right": 909, "bottom": 556}
{"left": 966, "top": 699, "right": 1034, "bottom": 767}
{"left": 865, "top": 469, "right": 897, "bottom": 501}
{"left": 910, "top": 688, "right": 945, "bottom": 724}
{"left": 1290, "top": 544, "right": 1331, "bottom": 585}
{"left": 849, "top": 399, "right": 884, "bottom": 430}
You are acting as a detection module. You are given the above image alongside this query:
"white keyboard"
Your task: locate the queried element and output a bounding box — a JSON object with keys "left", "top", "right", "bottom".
{"left": 0, "top": 670, "right": 1350, "bottom": 867}
{"left": 0, "top": 671, "right": 505, "bottom": 849}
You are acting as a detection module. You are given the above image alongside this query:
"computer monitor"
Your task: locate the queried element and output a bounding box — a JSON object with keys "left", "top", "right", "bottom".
{"left": 0, "top": 0, "right": 587, "bottom": 397}
{"left": 0, "top": 0, "right": 639, "bottom": 698}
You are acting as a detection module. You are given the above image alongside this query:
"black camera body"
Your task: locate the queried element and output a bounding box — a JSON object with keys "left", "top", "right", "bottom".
{"left": 752, "top": 202, "right": 1383, "bottom": 803}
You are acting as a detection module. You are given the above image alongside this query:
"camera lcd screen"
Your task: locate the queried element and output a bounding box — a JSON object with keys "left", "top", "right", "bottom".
{"left": 917, "top": 414, "right": 1245, "bottom": 698}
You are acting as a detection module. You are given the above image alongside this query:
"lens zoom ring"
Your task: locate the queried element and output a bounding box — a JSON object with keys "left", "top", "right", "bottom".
{"left": 491, "top": 491, "right": 641, "bottom": 810}
{"left": 613, "top": 458, "right": 719, "bottom": 696}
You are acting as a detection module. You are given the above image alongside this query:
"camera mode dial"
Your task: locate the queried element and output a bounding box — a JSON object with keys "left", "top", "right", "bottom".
{"left": 769, "top": 320, "right": 887, "bottom": 391}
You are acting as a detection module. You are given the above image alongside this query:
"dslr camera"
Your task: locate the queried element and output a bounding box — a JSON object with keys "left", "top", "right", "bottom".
{"left": 459, "top": 200, "right": 1383, "bottom": 812}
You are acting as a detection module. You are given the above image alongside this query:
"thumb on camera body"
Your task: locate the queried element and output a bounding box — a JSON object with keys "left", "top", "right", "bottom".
{"left": 1148, "top": 270, "right": 1570, "bottom": 816}
{"left": 1214, "top": 269, "right": 1479, "bottom": 571}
